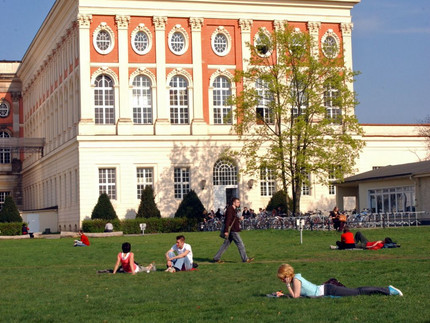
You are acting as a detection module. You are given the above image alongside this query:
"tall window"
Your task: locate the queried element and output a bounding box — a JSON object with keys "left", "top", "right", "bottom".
{"left": 260, "top": 167, "right": 275, "bottom": 196}
{"left": 369, "top": 186, "right": 415, "bottom": 213}
{"left": 0, "top": 132, "right": 11, "bottom": 164}
{"left": 132, "top": 75, "right": 152, "bottom": 124}
{"left": 328, "top": 166, "right": 338, "bottom": 195}
{"left": 94, "top": 75, "right": 115, "bottom": 124}
{"left": 213, "top": 159, "right": 238, "bottom": 185}
{"left": 0, "top": 192, "right": 10, "bottom": 210}
{"left": 256, "top": 78, "right": 274, "bottom": 124}
{"left": 324, "top": 84, "right": 341, "bottom": 121}
{"left": 302, "top": 173, "right": 311, "bottom": 196}
{"left": 174, "top": 167, "right": 190, "bottom": 199}
{"left": 99, "top": 168, "right": 116, "bottom": 200}
{"left": 137, "top": 167, "right": 153, "bottom": 199}
{"left": 213, "top": 76, "right": 232, "bottom": 124}
{"left": 291, "top": 81, "right": 307, "bottom": 117}
{"left": 169, "top": 76, "right": 189, "bottom": 124}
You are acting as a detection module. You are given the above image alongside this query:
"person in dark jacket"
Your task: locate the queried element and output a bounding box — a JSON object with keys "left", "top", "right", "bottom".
{"left": 212, "top": 197, "right": 254, "bottom": 263}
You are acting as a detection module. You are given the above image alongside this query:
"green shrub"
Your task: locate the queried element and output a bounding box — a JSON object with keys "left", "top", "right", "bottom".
{"left": 91, "top": 193, "right": 118, "bottom": 220}
{"left": 0, "top": 196, "right": 22, "bottom": 223}
{"left": 136, "top": 186, "right": 161, "bottom": 218}
{"left": 119, "top": 218, "right": 189, "bottom": 234}
{"left": 82, "top": 219, "right": 121, "bottom": 233}
{"left": 174, "top": 190, "right": 205, "bottom": 223}
{"left": 266, "top": 190, "right": 291, "bottom": 215}
{"left": 0, "top": 222, "right": 23, "bottom": 235}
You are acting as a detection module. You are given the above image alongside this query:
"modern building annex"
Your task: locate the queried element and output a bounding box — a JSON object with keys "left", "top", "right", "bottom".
{"left": 0, "top": 0, "right": 427, "bottom": 232}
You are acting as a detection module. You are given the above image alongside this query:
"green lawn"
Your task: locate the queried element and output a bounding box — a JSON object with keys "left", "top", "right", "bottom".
{"left": 1, "top": 227, "right": 429, "bottom": 322}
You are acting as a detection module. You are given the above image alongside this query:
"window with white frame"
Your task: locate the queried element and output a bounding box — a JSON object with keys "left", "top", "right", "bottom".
{"left": 213, "top": 159, "right": 238, "bottom": 185}
{"left": 328, "top": 166, "right": 338, "bottom": 195}
{"left": 93, "top": 23, "right": 115, "bottom": 55}
{"left": 99, "top": 168, "right": 116, "bottom": 200}
{"left": 321, "top": 32, "right": 340, "bottom": 59}
{"left": 211, "top": 27, "right": 231, "bottom": 56}
{"left": 254, "top": 29, "right": 272, "bottom": 57}
{"left": 256, "top": 78, "right": 274, "bottom": 124}
{"left": 132, "top": 75, "right": 152, "bottom": 124}
{"left": 368, "top": 186, "right": 415, "bottom": 213}
{"left": 0, "top": 191, "right": 10, "bottom": 210}
{"left": 137, "top": 167, "right": 153, "bottom": 199}
{"left": 291, "top": 81, "right": 307, "bottom": 117}
{"left": 324, "top": 83, "right": 341, "bottom": 122}
{"left": 169, "top": 76, "right": 189, "bottom": 124}
{"left": 94, "top": 75, "right": 115, "bottom": 124}
{"left": 0, "top": 131, "right": 11, "bottom": 164}
{"left": 0, "top": 100, "right": 10, "bottom": 118}
{"left": 213, "top": 76, "right": 232, "bottom": 124}
{"left": 174, "top": 167, "right": 190, "bottom": 199}
{"left": 131, "top": 24, "right": 152, "bottom": 55}
{"left": 168, "top": 26, "right": 188, "bottom": 55}
{"left": 302, "top": 173, "right": 311, "bottom": 196}
{"left": 260, "top": 167, "right": 275, "bottom": 196}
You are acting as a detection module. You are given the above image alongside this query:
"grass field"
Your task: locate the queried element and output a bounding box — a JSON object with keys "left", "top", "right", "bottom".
{"left": 1, "top": 227, "right": 429, "bottom": 322}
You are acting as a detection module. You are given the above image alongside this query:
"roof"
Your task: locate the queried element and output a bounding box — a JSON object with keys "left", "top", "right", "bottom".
{"left": 339, "top": 160, "right": 430, "bottom": 184}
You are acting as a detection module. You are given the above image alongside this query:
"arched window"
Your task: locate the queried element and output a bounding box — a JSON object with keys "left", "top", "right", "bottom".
{"left": 213, "top": 76, "right": 232, "bottom": 124}
{"left": 94, "top": 75, "right": 115, "bottom": 124}
{"left": 256, "top": 78, "right": 274, "bottom": 124}
{"left": 0, "top": 132, "right": 11, "bottom": 164}
{"left": 169, "top": 76, "right": 189, "bottom": 124}
{"left": 132, "top": 75, "right": 152, "bottom": 124}
{"left": 213, "top": 159, "right": 238, "bottom": 185}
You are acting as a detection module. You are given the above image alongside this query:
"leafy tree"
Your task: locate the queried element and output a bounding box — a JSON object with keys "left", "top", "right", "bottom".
{"left": 231, "top": 24, "right": 364, "bottom": 215}
{"left": 174, "top": 190, "right": 205, "bottom": 222}
{"left": 91, "top": 193, "right": 118, "bottom": 220}
{"left": 136, "top": 186, "right": 161, "bottom": 218}
{"left": 0, "top": 196, "right": 22, "bottom": 222}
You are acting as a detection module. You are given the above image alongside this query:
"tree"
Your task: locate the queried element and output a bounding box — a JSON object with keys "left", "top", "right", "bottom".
{"left": 0, "top": 196, "right": 22, "bottom": 222}
{"left": 266, "top": 190, "right": 291, "bottom": 214}
{"left": 91, "top": 193, "right": 118, "bottom": 220}
{"left": 174, "top": 190, "right": 205, "bottom": 223}
{"left": 231, "top": 24, "right": 364, "bottom": 215}
{"left": 136, "top": 186, "right": 161, "bottom": 218}
{"left": 418, "top": 115, "right": 430, "bottom": 160}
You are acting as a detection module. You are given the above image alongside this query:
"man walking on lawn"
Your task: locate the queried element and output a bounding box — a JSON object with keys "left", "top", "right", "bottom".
{"left": 213, "top": 197, "right": 254, "bottom": 263}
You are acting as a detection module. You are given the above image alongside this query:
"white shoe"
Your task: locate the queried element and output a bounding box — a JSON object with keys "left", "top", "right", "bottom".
{"left": 330, "top": 245, "right": 338, "bottom": 250}
{"left": 389, "top": 285, "right": 403, "bottom": 296}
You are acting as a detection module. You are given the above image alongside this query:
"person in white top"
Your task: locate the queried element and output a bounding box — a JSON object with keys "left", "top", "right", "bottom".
{"left": 165, "top": 235, "right": 193, "bottom": 272}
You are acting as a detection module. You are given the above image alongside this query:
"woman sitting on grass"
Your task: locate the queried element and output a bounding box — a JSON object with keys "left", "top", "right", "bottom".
{"left": 113, "top": 242, "right": 155, "bottom": 275}
{"left": 277, "top": 264, "right": 403, "bottom": 298}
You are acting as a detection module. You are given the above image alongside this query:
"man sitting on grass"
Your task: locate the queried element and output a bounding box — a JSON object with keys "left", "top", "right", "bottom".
{"left": 74, "top": 230, "right": 90, "bottom": 247}
{"left": 165, "top": 235, "right": 194, "bottom": 273}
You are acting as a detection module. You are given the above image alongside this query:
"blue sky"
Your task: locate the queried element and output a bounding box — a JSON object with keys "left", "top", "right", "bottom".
{"left": 0, "top": 0, "right": 428, "bottom": 124}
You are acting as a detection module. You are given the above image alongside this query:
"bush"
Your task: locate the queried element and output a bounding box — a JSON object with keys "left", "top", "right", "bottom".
{"left": 82, "top": 219, "right": 121, "bottom": 233}
{"left": 266, "top": 190, "right": 291, "bottom": 215}
{"left": 136, "top": 186, "right": 161, "bottom": 218}
{"left": 174, "top": 190, "right": 205, "bottom": 223}
{"left": 0, "top": 196, "right": 22, "bottom": 223}
{"left": 0, "top": 222, "right": 23, "bottom": 235}
{"left": 91, "top": 193, "right": 118, "bottom": 220}
{"left": 118, "top": 218, "right": 190, "bottom": 234}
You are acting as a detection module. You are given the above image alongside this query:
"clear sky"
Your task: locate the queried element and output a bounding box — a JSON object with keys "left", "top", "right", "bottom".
{"left": 0, "top": 0, "right": 429, "bottom": 124}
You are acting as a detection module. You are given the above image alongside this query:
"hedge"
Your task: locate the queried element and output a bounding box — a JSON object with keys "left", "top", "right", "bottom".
{"left": 0, "top": 222, "right": 25, "bottom": 236}
{"left": 81, "top": 218, "right": 191, "bottom": 234}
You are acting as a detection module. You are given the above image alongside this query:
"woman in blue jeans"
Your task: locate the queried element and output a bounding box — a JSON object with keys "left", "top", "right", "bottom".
{"left": 277, "top": 264, "right": 403, "bottom": 297}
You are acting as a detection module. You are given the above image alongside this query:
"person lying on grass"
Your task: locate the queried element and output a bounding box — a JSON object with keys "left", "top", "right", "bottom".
{"left": 332, "top": 227, "right": 400, "bottom": 250}
{"left": 113, "top": 242, "right": 155, "bottom": 275}
{"left": 277, "top": 263, "right": 403, "bottom": 298}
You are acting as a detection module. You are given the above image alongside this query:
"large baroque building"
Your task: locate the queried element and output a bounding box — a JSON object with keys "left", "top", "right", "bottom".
{"left": 0, "top": 0, "right": 428, "bottom": 232}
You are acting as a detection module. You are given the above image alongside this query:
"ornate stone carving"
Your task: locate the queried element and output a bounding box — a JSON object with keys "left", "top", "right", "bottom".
{"left": 189, "top": 17, "right": 204, "bottom": 31}
{"left": 11, "top": 92, "right": 22, "bottom": 102}
{"left": 341, "top": 22, "right": 353, "bottom": 36}
{"left": 115, "top": 15, "right": 130, "bottom": 29}
{"left": 274, "top": 20, "right": 287, "bottom": 31}
{"left": 77, "top": 14, "right": 92, "bottom": 28}
{"left": 239, "top": 19, "right": 253, "bottom": 33}
{"left": 307, "top": 21, "right": 321, "bottom": 35}
{"left": 153, "top": 16, "right": 167, "bottom": 30}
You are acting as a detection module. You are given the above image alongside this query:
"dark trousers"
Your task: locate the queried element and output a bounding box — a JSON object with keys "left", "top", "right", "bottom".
{"left": 325, "top": 284, "right": 390, "bottom": 297}
{"left": 354, "top": 231, "right": 368, "bottom": 248}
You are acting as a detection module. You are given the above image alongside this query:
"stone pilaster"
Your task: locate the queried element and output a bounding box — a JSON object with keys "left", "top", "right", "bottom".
{"left": 239, "top": 19, "right": 253, "bottom": 71}
{"left": 307, "top": 21, "right": 321, "bottom": 58}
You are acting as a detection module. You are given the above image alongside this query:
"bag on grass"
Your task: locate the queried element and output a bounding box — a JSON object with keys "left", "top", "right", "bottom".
{"left": 324, "top": 278, "right": 346, "bottom": 287}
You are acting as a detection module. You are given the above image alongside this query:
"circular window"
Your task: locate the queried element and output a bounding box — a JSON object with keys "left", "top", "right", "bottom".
{"left": 212, "top": 33, "right": 228, "bottom": 56}
{"left": 133, "top": 31, "right": 150, "bottom": 54}
{"left": 93, "top": 24, "right": 115, "bottom": 55}
{"left": 322, "top": 35, "right": 338, "bottom": 58}
{"left": 0, "top": 101, "right": 10, "bottom": 118}
{"left": 254, "top": 32, "right": 272, "bottom": 57}
{"left": 170, "top": 32, "right": 185, "bottom": 54}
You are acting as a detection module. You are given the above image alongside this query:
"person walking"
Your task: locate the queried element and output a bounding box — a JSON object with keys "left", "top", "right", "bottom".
{"left": 213, "top": 197, "right": 254, "bottom": 263}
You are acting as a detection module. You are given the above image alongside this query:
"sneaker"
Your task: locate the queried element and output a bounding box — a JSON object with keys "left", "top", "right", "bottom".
{"left": 389, "top": 285, "right": 403, "bottom": 296}
{"left": 330, "top": 245, "right": 338, "bottom": 250}
{"left": 246, "top": 257, "right": 255, "bottom": 263}
{"left": 212, "top": 259, "right": 224, "bottom": 264}
{"left": 165, "top": 266, "right": 176, "bottom": 273}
